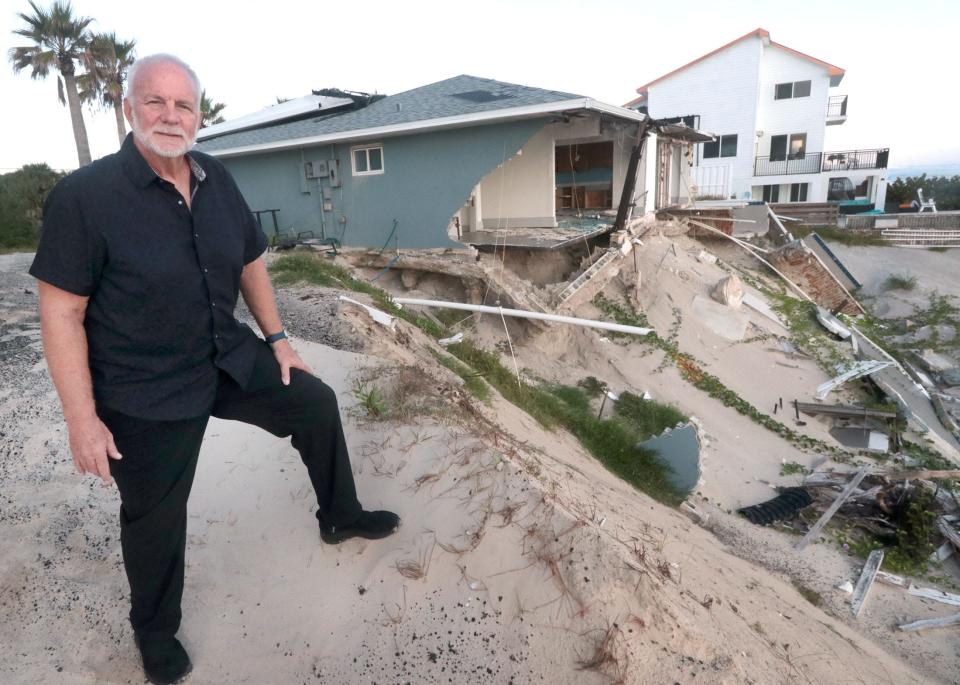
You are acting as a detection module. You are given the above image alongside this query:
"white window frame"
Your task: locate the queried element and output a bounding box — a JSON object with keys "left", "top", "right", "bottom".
{"left": 350, "top": 144, "right": 384, "bottom": 176}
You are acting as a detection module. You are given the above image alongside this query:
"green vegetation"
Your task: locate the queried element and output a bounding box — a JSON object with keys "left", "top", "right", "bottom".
{"left": 592, "top": 292, "right": 834, "bottom": 454}
{"left": 352, "top": 379, "right": 386, "bottom": 418}
{"left": 430, "top": 349, "right": 491, "bottom": 403}
{"left": 0, "top": 164, "right": 64, "bottom": 249}
{"left": 883, "top": 274, "right": 917, "bottom": 292}
{"left": 884, "top": 490, "right": 938, "bottom": 576}
{"left": 269, "top": 253, "right": 445, "bottom": 338}
{"left": 780, "top": 461, "right": 811, "bottom": 476}
{"left": 615, "top": 391, "right": 686, "bottom": 440}
{"left": 887, "top": 174, "right": 960, "bottom": 212}
{"left": 270, "top": 253, "right": 684, "bottom": 503}
{"left": 447, "top": 341, "right": 685, "bottom": 504}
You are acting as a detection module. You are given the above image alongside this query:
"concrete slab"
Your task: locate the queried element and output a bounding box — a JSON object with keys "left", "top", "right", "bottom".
{"left": 691, "top": 294, "right": 749, "bottom": 341}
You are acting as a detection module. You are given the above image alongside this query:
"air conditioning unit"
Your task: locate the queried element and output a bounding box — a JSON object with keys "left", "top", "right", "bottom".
{"left": 305, "top": 160, "right": 329, "bottom": 179}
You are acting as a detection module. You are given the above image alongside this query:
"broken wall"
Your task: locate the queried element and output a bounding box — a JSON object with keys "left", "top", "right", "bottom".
{"left": 220, "top": 118, "right": 548, "bottom": 249}
{"left": 767, "top": 240, "right": 863, "bottom": 315}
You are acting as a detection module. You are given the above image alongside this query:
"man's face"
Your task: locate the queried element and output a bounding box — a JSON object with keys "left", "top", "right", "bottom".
{"left": 124, "top": 63, "right": 200, "bottom": 159}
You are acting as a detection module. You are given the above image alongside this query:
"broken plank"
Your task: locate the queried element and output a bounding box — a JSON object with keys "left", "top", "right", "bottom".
{"left": 795, "top": 465, "right": 870, "bottom": 551}
{"left": 882, "top": 470, "right": 960, "bottom": 481}
{"left": 875, "top": 570, "right": 907, "bottom": 588}
{"left": 851, "top": 549, "right": 884, "bottom": 617}
{"left": 907, "top": 585, "right": 960, "bottom": 608}
{"left": 931, "top": 541, "right": 954, "bottom": 563}
{"left": 939, "top": 517, "right": 960, "bottom": 552}
{"left": 899, "top": 613, "right": 960, "bottom": 632}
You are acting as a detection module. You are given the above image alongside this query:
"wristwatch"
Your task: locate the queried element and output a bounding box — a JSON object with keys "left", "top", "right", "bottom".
{"left": 265, "top": 330, "right": 287, "bottom": 344}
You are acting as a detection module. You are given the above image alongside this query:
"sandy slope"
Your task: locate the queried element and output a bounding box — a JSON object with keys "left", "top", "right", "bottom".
{"left": 0, "top": 250, "right": 951, "bottom": 684}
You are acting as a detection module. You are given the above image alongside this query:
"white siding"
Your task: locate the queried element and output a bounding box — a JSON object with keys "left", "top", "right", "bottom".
{"left": 755, "top": 45, "right": 831, "bottom": 173}
{"left": 647, "top": 36, "right": 763, "bottom": 200}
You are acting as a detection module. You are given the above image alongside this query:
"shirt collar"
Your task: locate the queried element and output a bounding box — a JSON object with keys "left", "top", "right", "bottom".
{"left": 120, "top": 132, "right": 208, "bottom": 187}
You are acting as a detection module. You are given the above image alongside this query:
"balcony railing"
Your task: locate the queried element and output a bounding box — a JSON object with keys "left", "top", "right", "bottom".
{"left": 754, "top": 152, "right": 823, "bottom": 176}
{"left": 827, "top": 95, "right": 848, "bottom": 118}
{"left": 821, "top": 148, "right": 889, "bottom": 172}
{"left": 754, "top": 148, "right": 889, "bottom": 176}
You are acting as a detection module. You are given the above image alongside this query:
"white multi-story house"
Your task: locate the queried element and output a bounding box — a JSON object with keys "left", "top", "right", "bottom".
{"left": 625, "top": 28, "right": 888, "bottom": 210}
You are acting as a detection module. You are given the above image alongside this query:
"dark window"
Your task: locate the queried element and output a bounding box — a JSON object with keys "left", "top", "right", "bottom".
{"left": 775, "top": 80, "right": 812, "bottom": 99}
{"left": 762, "top": 184, "right": 780, "bottom": 202}
{"left": 704, "top": 134, "right": 736, "bottom": 159}
{"left": 827, "top": 177, "right": 854, "bottom": 201}
{"left": 775, "top": 82, "right": 793, "bottom": 100}
{"left": 769, "top": 135, "right": 787, "bottom": 161}
{"left": 790, "top": 183, "right": 808, "bottom": 202}
{"left": 720, "top": 134, "right": 738, "bottom": 157}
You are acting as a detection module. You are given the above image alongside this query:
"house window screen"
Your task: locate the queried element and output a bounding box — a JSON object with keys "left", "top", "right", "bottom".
{"left": 351, "top": 145, "right": 384, "bottom": 176}
{"left": 775, "top": 82, "right": 793, "bottom": 100}
{"left": 704, "top": 134, "right": 737, "bottom": 159}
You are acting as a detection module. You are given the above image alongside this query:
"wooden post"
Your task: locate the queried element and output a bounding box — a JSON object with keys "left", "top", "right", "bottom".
{"left": 614, "top": 119, "right": 653, "bottom": 231}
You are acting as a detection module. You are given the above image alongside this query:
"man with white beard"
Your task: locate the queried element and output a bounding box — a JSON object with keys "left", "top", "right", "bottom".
{"left": 30, "top": 54, "right": 399, "bottom": 684}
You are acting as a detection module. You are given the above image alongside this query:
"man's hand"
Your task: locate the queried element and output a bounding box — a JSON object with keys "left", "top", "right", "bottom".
{"left": 67, "top": 414, "right": 123, "bottom": 484}
{"left": 271, "top": 339, "right": 313, "bottom": 385}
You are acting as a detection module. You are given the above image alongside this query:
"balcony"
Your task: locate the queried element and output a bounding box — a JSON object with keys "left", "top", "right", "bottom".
{"left": 827, "top": 95, "right": 848, "bottom": 125}
{"left": 821, "top": 148, "right": 889, "bottom": 172}
{"left": 753, "top": 148, "right": 889, "bottom": 177}
{"left": 754, "top": 152, "right": 823, "bottom": 176}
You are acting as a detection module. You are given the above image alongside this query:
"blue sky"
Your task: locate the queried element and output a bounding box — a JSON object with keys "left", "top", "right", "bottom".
{"left": 2, "top": 0, "right": 957, "bottom": 171}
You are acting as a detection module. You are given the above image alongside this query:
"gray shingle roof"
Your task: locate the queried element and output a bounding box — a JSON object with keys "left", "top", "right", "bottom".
{"left": 195, "top": 75, "right": 585, "bottom": 153}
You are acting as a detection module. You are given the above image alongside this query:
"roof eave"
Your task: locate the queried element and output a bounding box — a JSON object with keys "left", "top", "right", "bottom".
{"left": 203, "top": 98, "right": 647, "bottom": 159}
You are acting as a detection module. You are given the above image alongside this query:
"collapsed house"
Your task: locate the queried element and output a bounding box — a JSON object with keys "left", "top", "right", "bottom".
{"left": 194, "top": 75, "right": 709, "bottom": 250}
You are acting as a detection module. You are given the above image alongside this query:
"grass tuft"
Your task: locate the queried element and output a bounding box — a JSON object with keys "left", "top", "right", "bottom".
{"left": 883, "top": 274, "right": 917, "bottom": 291}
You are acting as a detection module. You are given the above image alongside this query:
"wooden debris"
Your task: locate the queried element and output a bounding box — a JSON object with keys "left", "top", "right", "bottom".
{"left": 795, "top": 466, "right": 870, "bottom": 551}
{"left": 875, "top": 571, "right": 907, "bottom": 588}
{"left": 940, "top": 517, "right": 960, "bottom": 552}
{"left": 883, "top": 469, "right": 960, "bottom": 481}
{"left": 899, "top": 613, "right": 960, "bottom": 632}
{"left": 851, "top": 549, "right": 884, "bottom": 617}
{"left": 908, "top": 585, "right": 960, "bottom": 608}
{"left": 931, "top": 541, "right": 955, "bottom": 563}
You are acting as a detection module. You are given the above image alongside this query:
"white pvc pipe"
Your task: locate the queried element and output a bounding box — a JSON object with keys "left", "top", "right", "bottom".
{"left": 393, "top": 298, "right": 654, "bottom": 337}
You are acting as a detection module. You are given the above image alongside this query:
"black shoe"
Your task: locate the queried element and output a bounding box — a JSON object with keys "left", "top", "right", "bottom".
{"left": 137, "top": 636, "right": 193, "bottom": 684}
{"left": 320, "top": 510, "right": 400, "bottom": 544}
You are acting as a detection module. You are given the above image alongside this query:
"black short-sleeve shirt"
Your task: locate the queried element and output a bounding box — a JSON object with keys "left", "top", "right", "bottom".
{"left": 30, "top": 134, "right": 268, "bottom": 420}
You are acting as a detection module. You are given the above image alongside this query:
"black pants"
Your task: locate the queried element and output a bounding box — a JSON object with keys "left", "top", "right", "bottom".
{"left": 99, "top": 343, "right": 362, "bottom": 642}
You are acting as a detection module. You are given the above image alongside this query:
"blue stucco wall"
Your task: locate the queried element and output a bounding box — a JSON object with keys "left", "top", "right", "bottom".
{"left": 219, "top": 118, "right": 548, "bottom": 249}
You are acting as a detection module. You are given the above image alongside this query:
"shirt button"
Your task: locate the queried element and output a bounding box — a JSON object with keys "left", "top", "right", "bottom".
{"left": 214, "top": 333, "right": 220, "bottom": 339}
{"left": 178, "top": 200, "right": 183, "bottom": 205}
{"left": 203, "top": 268, "right": 209, "bottom": 273}
{"left": 194, "top": 233, "right": 199, "bottom": 238}
{"left": 211, "top": 302, "right": 216, "bottom": 307}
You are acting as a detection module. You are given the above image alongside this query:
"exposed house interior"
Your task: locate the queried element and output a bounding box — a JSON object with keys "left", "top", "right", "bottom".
{"left": 555, "top": 141, "right": 614, "bottom": 211}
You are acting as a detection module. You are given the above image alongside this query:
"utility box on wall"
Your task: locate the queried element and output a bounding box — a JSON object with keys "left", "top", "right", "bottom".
{"left": 304, "top": 160, "right": 329, "bottom": 179}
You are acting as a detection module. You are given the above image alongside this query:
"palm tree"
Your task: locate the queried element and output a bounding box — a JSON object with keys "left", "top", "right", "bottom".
{"left": 79, "top": 32, "right": 136, "bottom": 145}
{"left": 9, "top": 1, "right": 94, "bottom": 167}
{"left": 199, "top": 90, "right": 226, "bottom": 128}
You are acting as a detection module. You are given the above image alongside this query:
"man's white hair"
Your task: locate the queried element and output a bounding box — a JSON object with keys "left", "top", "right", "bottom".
{"left": 125, "top": 54, "right": 202, "bottom": 104}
